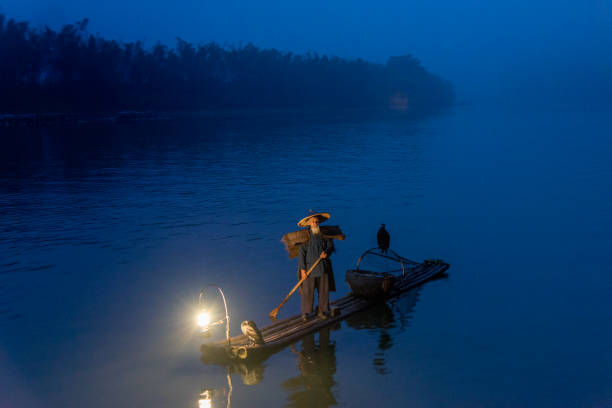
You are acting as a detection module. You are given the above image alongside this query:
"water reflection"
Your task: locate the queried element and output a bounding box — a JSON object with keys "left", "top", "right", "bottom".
{"left": 345, "top": 288, "right": 420, "bottom": 374}
{"left": 199, "top": 355, "right": 266, "bottom": 387}
{"left": 197, "top": 387, "right": 229, "bottom": 408}
{"left": 195, "top": 362, "right": 267, "bottom": 408}
{"left": 282, "top": 325, "right": 339, "bottom": 408}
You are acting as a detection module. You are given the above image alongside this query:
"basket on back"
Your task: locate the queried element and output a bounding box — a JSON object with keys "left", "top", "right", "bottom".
{"left": 281, "top": 226, "right": 345, "bottom": 258}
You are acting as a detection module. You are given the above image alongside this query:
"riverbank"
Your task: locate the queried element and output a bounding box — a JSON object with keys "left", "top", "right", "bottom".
{"left": 0, "top": 111, "right": 167, "bottom": 128}
{"left": 0, "top": 104, "right": 453, "bottom": 128}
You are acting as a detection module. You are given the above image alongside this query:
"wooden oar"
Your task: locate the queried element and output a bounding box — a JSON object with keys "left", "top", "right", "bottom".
{"left": 269, "top": 255, "right": 323, "bottom": 319}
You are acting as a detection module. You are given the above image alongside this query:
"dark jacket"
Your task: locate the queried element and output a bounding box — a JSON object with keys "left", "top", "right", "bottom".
{"left": 297, "top": 231, "right": 336, "bottom": 292}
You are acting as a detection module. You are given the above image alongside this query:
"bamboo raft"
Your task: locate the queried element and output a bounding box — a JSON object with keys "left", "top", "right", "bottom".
{"left": 200, "top": 258, "right": 449, "bottom": 363}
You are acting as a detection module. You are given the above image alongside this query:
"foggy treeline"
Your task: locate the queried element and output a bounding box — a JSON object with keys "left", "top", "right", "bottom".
{"left": 0, "top": 15, "right": 454, "bottom": 114}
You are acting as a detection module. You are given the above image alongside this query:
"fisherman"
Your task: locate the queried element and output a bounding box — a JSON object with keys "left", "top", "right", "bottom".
{"left": 297, "top": 211, "right": 336, "bottom": 321}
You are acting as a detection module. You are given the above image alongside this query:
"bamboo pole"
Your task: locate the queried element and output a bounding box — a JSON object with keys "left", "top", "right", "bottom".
{"left": 269, "top": 256, "right": 323, "bottom": 319}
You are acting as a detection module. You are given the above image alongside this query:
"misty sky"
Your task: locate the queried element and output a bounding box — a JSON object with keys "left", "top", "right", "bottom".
{"left": 2, "top": 0, "right": 611, "bottom": 103}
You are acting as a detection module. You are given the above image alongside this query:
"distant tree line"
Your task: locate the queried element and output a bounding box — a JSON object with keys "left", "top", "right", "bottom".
{"left": 0, "top": 15, "right": 454, "bottom": 113}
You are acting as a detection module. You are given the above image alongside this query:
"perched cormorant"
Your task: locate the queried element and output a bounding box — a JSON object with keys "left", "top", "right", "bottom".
{"left": 377, "top": 224, "right": 390, "bottom": 254}
{"left": 241, "top": 320, "right": 265, "bottom": 346}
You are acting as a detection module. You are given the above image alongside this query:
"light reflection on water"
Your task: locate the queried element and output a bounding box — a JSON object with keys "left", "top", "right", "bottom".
{"left": 196, "top": 287, "right": 423, "bottom": 408}
{"left": 1, "top": 106, "right": 612, "bottom": 407}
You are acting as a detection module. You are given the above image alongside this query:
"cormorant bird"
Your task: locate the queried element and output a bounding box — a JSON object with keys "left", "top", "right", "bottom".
{"left": 241, "top": 320, "right": 265, "bottom": 346}
{"left": 377, "top": 224, "right": 390, "bottom": 254}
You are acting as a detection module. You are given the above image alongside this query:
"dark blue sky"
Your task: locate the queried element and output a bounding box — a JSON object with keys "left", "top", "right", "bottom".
{"left": 2, "top": 0, "right": 611, "bottom": 103}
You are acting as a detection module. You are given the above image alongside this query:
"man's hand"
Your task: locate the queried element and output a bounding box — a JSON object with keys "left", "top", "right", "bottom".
{"left": 320, "top": 251, "right": 328, "bottom": 259}
{"left": 300, "top": 269, "right": 307, "bottom": 280}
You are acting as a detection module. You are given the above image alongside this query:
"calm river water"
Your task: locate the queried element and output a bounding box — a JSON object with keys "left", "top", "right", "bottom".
{"left": 1, "top": 105, "right": 611, "bottom": 407}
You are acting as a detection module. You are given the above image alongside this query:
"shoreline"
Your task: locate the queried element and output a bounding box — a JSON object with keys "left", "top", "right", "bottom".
{"left": 0, "top": 111, "right": 165, "bottom": 128}
{"left": 0, "top": 105, "right": 451, "bottom": 128}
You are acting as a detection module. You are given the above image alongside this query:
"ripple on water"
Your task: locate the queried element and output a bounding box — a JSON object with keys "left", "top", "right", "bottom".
{"left": 1, "top": 108, "right": 611, "bottom": 407}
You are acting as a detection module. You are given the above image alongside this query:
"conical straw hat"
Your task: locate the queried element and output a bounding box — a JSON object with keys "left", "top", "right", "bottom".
{"left": 297, "top": 211, "right": 330, "bottom": 227}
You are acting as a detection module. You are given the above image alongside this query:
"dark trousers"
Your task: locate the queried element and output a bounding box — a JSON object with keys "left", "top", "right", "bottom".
{"left": 301, "top": 273, "right": 329, "bottom": 315}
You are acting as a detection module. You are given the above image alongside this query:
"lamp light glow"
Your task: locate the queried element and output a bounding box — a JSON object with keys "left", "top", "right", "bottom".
{"left": 198, "top": 390, "right": 212, "bottom": 408}
{"left": 197, "top": 311, "right": 211, "bottom": 329}
{"left": 198, "top": 285, "right": 231, "bottom": 344}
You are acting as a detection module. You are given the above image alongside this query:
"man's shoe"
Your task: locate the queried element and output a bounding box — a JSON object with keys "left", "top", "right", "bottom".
{"left": 317, "top": 312, "right": 328, "bottom": 320}
{"left": 301, "top": 314, "right": 308, "bottom": 322}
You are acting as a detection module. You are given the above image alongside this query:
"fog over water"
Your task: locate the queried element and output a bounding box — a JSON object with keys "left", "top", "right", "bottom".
{"left": 1, "top": 2, "right": 612, "bottom": 408}
{"left": 2, "top": 0, "right": 612, "bottom": 104}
